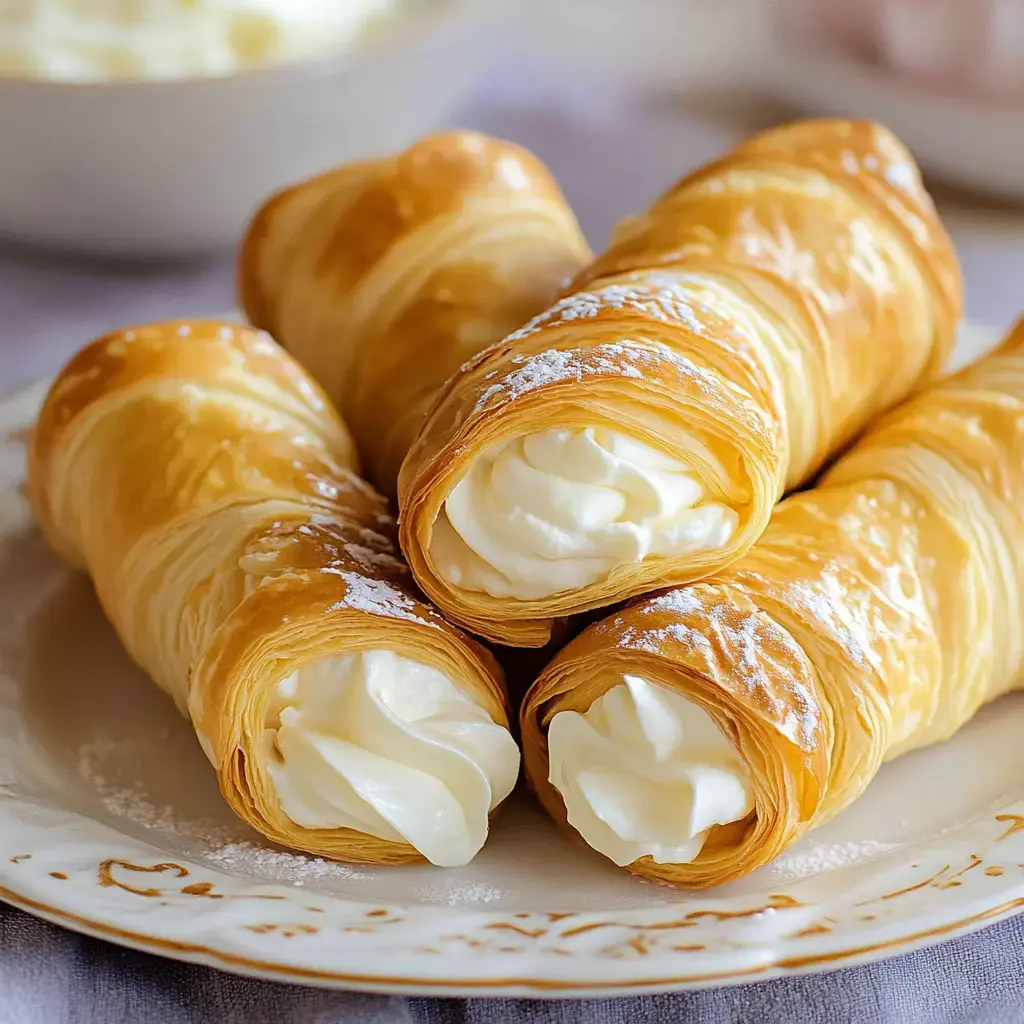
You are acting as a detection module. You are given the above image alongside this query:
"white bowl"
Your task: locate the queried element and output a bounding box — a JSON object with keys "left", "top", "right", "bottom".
{"left": 769, "top": 42, "right": 1024, "bottom": 204}
{"left": 0, "top": 0, "right": 488, "bottom": 258}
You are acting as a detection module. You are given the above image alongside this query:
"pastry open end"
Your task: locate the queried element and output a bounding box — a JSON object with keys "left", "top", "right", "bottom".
{"left": 239, "top": 129, "right": 592, "bottom": 498}
{"left": 28, "top": 320, "right": 518, "bottom": 866}
{"left": 399, "top": 118, "right": 962, "bottom": 646}
{"left": 521, "top": 321, "right": 1024, "bottom": 887}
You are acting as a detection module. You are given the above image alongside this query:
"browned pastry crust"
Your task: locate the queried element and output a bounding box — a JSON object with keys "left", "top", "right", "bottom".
{"left": 522, "top": 322, "right": 1024, "bottom": 887}
{"left": 399, "top": 119, "right": 962, "bottom": 646}
{"left": 28, "top": 319, "right": 510, "bottom": 865}
{"left": 239, "top": 130, "right": 591, "bottom": 497}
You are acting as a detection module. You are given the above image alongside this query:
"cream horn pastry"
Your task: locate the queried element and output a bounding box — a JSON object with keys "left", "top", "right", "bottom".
{"left": 521, "top": 321, "right": 1024, "bottom": 887}
{"left": 239, "top": 130, "right": 592, "bottom": 497}
{"left": 398, "top": 118, "right": 962, "bottom": 646}
{"left": 28, "top": 320, "right": 519, "bottom": 867}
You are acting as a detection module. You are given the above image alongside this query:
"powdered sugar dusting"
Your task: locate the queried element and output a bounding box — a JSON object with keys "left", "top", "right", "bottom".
{"left": 731, "top": 613, "right": 763, "bottom": 672}
{"left": 644, "top": 588, "right": 706, "bottom": 617}
{"left": 96, "top": 786, "right": 233, "bottom": 842}
{"left": 79, "top": 736, "right": 388, "bottom": 886}
{"left": 202, "top": 842, "right": 375, "bottom": 885}
{"left": 79, "top": 736, "right": 237, "bottom": 845}
{"left": 608, "top": 587, "right": 819, "bottom": 749}
{"left": 282, "top": 512, "right": 406, "bottom": 580}
{"left": 619, "top": 620, "right": 716, "bottom": 661}
{"left": 768, "top": 840, "right": 900, "bottom": 884}
{"left": 408, "top": 879, "right": 505, "bottom": 906}
{"left": 87, "top": 773, "right": 387, "bottom": 887}
{"left": 343, "top": 543, "right": 405, "bottom": 575}
{"left": 75, "top": 736, "right": 511, "bottom": 902}
{"left": 474, "top": 340, "right": 710, "bottom": 412}
{"left": 328, "top": 571, "right": 441, "bottom": 629}
{"left": 787, "top": 571, "right": 872, "bottom": 667}
{"left": 504, "top": 276, "right": 707, "bottom": 345}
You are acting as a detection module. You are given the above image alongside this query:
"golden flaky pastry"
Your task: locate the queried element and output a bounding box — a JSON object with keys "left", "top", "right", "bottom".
{"left": 239, "top": 130, "right": 591, "bottom": 497}
{"left": 398, "top": 119, "right": 962, "bottom": 646}
{"left": 521, "top": 321, "right": 1024, "bottom": 888}
{"left": 29, "top": 320, "right": 518, "bottom": 867}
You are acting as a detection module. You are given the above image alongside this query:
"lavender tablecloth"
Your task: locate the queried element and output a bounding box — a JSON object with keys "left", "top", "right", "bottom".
{"left": 4, "top": 53, "right": 1024, "bottom": 1024}
{"left": 4, "top": 897, "right": 1024, "bottom": 1024}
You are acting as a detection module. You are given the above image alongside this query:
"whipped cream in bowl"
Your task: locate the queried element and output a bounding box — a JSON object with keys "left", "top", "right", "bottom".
{"left": 547, "top": 674, "right": 754, "bottom": 867}
{"left": 430, "top": 426, "right": 738, "bottom": 601}
{"left": 0, "top": 0, "right": 397, "bottom": 81}
{"left": 0, "top": 0, "right": 487, "bottom": 255}
{"left": 262, "top": 648, "right": 520, "bottom": 867}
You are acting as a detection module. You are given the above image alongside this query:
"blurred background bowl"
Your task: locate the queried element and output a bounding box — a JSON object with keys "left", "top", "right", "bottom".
{"left": 769, "top": 20, "right": 1024, "bottom": 203}
{"left": 0, "top": 0, "right": 489, "bottom": 259}
{"left": 508, "top": 0, "right": 1024, "bottom": 206}
{"left": 768, "top": 0, "right": 1024, "bottom": 203}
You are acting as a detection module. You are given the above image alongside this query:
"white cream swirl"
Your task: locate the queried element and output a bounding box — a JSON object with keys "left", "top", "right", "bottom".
{"left": 264, "top": 650, "right": 520, "bottom": 867}
{"left": 547, "top": 675, "right": 753, "bottom": 867}
{"left": 431, "top": 427, "right": 738, "bottom": 600}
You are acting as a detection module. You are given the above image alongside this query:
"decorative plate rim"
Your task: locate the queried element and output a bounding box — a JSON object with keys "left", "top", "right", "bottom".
{"left": 4, "top": 355, "right": 1024, "bottom": 998}
{"left": 3, "top": 797, "right": 1024, "bottom": 996}
{"left": 4, "top": 889, "right": 1023, "bottom": 997}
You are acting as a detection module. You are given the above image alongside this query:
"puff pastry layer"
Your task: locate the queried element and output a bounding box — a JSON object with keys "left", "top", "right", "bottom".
{"left": 240, "top": 130, "right": 591, "bottom": 497}
{"left": 399, "top": 119, "right": 962, "bottom": 645}
{"left": 29, "top": 320, "right": 515, "bottom": 866}
{"left": 522, "top": 322, "right": 1024, "bottom": 887}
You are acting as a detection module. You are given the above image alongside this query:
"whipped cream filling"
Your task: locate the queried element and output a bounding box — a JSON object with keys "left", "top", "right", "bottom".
{"left": 264, "top": 650, "right": 520, "bottom": 867}
{"left": 547, "top": 675, "right": 753, "bottom": 867}
{"left": 0, "top": 0, "right": 394, "bottom": 81}
{"left": 431, "top": 427, "right": 737, "bottom": 600}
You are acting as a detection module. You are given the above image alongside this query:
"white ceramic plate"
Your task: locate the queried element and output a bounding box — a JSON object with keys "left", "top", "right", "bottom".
{"left": 3, "top": 324, "right": 1024, "bottom": 998}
